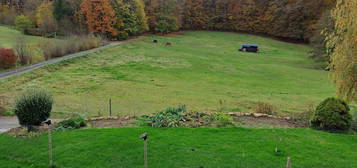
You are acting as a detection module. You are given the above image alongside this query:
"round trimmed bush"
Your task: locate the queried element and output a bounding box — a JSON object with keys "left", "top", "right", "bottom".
{"left": 311, "top": 98, "right": 352, "bottom": 131}
{"left": 14, "top": 89, "right": 53, "bottom": 130}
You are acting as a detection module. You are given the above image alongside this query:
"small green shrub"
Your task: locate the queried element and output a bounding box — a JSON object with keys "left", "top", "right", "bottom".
{"left": 56, "top": 116, "right": 87, "bottom": 130}
{"left": 204, "top": 112, "right": 235, "bottom": 127}
{"left": 136, "top": 105, "right": 186, "bottom": 128}
{"left": 311, "top": 98, "right": 352, "bottom": 131}
{"left": 136, "top": 106, "right": 237, "bottom": 128}
{"left": 14, "top": 89, "right": 53, "bottom": 131}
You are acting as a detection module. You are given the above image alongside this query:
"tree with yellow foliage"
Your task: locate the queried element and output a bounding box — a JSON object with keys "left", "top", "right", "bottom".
{"left": 325, "top": 0, "right": 357, "bottom": 102}
{"left": 36, "top": 0, "right": 58, "bottom": 34}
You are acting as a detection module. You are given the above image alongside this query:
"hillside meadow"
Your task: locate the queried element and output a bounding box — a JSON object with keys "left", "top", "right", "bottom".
{"left": 0, "top": 31, "right": 335, "bottom": 117}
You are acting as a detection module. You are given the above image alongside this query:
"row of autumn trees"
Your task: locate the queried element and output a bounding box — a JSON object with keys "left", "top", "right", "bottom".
{"left": 0, "top": 0, "right": 149, "bottom": 39}
{"left": 1, "top": 0, "right": 335, "bottom": 40}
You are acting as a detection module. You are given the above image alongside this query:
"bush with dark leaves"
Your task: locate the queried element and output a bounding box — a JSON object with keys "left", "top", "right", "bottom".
{"left": 311, "top": 98, "right": 352, "bottom": 131}
{"left": 14, "top": 89, "right": 53, "bottom": 131}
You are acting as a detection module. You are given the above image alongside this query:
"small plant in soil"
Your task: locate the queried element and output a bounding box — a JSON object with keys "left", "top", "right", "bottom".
{"left": 56, "top": 116, "right": 87, "bottom": 130}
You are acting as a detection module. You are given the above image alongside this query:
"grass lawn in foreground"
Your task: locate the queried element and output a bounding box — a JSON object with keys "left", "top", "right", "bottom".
{"left": 0, "top": 31, "right": 335, "bottom": 117}
{"left": 0, "top": 127, "right": 356, "bottom": 168}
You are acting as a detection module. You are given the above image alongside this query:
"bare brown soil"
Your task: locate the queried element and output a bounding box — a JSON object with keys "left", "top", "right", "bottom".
{"left": 88, "top": 117, "right": 136, "bottom": 128}
{"left": 234, "top": 115, "right": 308, "bottom": 128}
{"left": 6, "top": 125, "right": 55, "bottom": 137}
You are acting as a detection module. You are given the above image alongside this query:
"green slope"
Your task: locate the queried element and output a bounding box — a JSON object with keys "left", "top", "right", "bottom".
{"left": 0, "top": 31, "right": 335, "bottom": 116}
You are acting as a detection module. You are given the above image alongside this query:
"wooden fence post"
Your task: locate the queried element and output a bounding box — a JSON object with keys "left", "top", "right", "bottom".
{"left": 140, "top": 133, "right": 149, "bottom": 168}
{"left": 48, "top": 126, "right": 53, "bottom": 168}
{"left": 44, "top": 120, "right": 54, "bottom": 168}
{"left": 109, "top": 99, "right": 112, "bottom": 116}
{"left": 286, "top": 157, "right": 291, "bottom": 168}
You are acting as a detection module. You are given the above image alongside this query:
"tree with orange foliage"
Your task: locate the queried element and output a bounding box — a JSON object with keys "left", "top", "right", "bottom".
{"left": 80, "top": 0, "right": 117, "bottom": 37}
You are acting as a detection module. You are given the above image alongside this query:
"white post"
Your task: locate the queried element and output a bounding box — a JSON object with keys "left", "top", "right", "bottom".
{"left": 286, "top": 157, "right": 291, "bottom": 168}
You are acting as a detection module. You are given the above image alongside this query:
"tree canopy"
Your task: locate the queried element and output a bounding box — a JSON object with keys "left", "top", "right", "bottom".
{"left": 325, "top": 0, "right": 357, "bottom": 102}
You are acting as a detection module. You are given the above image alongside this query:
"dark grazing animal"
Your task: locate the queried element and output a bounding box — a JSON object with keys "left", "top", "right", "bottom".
{"left": 165, "top": 42, "right": 172, "bottom": 46}
{"left": 153, "top": 40, "right": 158, "bottom": 43}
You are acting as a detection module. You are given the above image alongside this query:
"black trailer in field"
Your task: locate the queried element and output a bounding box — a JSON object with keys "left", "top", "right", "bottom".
{"left": 239, "top": 44, "right": 259, "bottom": 53}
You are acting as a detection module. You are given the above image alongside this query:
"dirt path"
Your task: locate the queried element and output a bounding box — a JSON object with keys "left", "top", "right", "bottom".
{"left": 0, "top": 42, "right": 122, "bottom": 80}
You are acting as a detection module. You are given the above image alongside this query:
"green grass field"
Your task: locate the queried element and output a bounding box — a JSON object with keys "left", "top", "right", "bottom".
{"left": 0, "top": 127, "right": 356, "bottom": 168}
{"left": 0, "top": 31, "right": 335, "bottom": 117}
{"left": 0, "top": 25, "right": 44, "bottom": 48}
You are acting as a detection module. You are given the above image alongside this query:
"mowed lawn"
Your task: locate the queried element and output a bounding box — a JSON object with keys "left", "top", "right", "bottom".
{"left": 0, "top": 31, "right": 335, "bottom": 117}
{"left": 0, "top": 127, "right": 356, "bottom": 168}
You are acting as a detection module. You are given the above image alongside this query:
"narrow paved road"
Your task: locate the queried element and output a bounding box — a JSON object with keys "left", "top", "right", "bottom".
{"left": 0, "top": 42, "right": 122, "bottom": 80}
{"left": 0, "top": 117, "right": 62, "bottom": 133}
{"left": 0, "top": 117, "right": 19, "bottom": 133}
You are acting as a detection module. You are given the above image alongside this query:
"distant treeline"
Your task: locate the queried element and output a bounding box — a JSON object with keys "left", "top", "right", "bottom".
{"left": 146, "top": 0, "right": 336, "bottom": 42}
{"left": 0, "top": 0, "right": 335, "bottom": 41}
